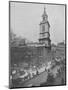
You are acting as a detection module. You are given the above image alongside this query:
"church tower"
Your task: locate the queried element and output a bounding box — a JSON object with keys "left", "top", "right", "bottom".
{"left": 39, "top": 7, "right": 51, "bottom": 48}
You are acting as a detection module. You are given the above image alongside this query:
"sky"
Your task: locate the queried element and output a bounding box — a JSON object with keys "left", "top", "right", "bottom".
{"left": 10, "top": 2, "right": 65, "bottom": 44}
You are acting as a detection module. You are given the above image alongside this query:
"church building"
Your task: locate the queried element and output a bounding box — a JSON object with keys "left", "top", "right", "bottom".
{"left": 39, "top": 7, "right": 51, "bottom": 48}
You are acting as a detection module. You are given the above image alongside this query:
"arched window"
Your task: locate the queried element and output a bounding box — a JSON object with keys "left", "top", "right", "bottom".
{"left": 42, "top": 25, "right": 45, "bottom": 32}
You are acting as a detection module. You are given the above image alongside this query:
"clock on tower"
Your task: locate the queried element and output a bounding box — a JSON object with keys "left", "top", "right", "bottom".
{"left": 39, "top": 7, "right": 51, "bottom": 47}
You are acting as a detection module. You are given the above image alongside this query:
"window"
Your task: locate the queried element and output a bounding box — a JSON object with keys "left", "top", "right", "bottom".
{"left": 42, "top": 25, "right": 45, "bottom": 32}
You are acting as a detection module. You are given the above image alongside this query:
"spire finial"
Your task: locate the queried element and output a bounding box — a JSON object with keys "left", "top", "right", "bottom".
{"left": 44, "top": 5, "right": 46, "bottom": 11}
{"left": 42, "top": 5, "right": 48, "bottom": 21}
{"left": 44, "top": 5, "right": 46, "bottom": 14}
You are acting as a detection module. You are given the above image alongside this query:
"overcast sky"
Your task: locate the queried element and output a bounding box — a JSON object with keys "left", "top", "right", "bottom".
{"left": 10, "top": 2, "right": 65, "bottom": 44}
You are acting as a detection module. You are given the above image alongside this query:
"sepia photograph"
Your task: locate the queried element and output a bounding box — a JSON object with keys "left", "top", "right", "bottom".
{"left": 9, "top": 1, "right": 66, "bottom": 88}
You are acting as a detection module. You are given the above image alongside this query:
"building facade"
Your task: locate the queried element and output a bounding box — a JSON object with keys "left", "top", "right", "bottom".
{"left": 56, "top": 42, "right": 65, "bottom": 59}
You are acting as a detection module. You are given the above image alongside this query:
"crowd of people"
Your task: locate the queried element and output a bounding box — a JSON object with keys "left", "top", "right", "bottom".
{"left": 10, "top": 54, "right": 65, "bottom": 87}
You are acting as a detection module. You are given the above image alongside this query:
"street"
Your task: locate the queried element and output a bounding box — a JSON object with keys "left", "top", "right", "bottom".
{"left": 18, "top": 71, "right": 48, "bottom": 87}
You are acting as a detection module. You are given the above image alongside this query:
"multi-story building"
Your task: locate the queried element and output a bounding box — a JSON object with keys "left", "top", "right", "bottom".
{"left": 56, "top": 42, "right": 65, "bottom": 59}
